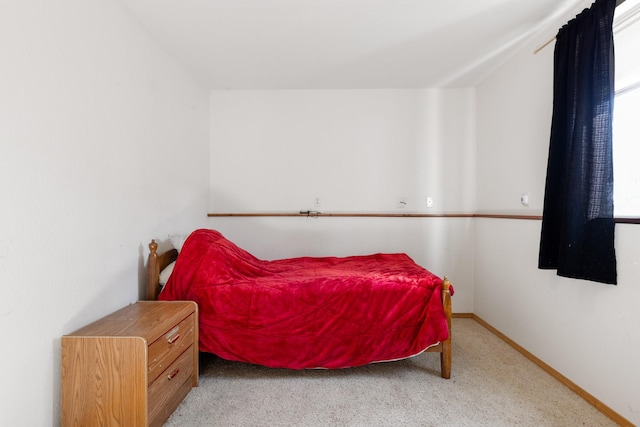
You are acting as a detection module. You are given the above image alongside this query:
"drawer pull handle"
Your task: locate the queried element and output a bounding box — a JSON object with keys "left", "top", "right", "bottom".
{"left": 167, "top": 368, "right": 180, "bottom": 380}
{"left": 165, "top": 326, "right": 180, "bottom": 344}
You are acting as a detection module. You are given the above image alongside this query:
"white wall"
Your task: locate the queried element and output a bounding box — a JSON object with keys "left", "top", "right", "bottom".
{"left": 475, "top": 11, "right": 640, "bottom": 426}
{"left": 0, "top": 1, "right": 209, "bottom": 425}
{"left": 210, "top": 89, "right": 475, "bottom": 213}
{"left": 208, "top": 89, "right": 476, "bottom": 312}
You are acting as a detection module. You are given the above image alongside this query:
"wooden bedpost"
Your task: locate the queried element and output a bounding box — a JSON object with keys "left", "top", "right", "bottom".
{"left": 147, "top": 240, "right": 160, "bottom": 301}
{"left": 146, "top": 239, "right": 179, "bottom": 301}
{"left": 441, "top": 276, "right": 452, "bottom": 379}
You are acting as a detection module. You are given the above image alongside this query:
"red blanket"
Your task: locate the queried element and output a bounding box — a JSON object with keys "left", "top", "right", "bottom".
{"left": 159, "top": 229, "right": 451, "bottom": 369}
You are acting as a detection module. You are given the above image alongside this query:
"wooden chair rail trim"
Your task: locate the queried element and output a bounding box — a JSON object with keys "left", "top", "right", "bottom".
{"left": 208, "top": 212, "right": 640, "bottom": 223}
{"left": 209, "top": 212, "right": 495, "bottom": 219}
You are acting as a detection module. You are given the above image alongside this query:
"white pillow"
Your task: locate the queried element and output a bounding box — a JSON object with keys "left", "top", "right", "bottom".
{"left": 159, "top": 261, "right": 176, "bottom": 287}
{"left": 169, "top": 234, "right": 187, "bottom": 252}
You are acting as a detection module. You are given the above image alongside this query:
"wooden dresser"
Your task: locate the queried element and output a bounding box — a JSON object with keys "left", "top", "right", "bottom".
{"left": 61, "top": 301, "right": 198, "bottom": 427}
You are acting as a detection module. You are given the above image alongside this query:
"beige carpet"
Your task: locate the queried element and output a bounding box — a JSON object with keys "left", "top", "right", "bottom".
{"left": 165, "top": 318, "right": 616, "bottom": 426}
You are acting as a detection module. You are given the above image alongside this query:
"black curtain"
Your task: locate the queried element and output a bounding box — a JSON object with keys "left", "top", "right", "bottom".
{"left": 539, "top": 0, "right": 617, "bottom": 285}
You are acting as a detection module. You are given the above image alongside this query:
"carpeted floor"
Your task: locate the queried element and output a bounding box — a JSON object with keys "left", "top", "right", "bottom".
{"left": 165, "top": 318, "right": 616, "bottom": 426}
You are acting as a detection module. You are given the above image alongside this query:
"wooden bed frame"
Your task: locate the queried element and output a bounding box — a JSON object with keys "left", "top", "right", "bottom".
{"left": 146, "top": 239, "right": 452, "bottom": 379}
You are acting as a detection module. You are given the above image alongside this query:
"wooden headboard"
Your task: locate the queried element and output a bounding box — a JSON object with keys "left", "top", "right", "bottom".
{"left": 146, "top": 240, "right": 178, "bottom": 301}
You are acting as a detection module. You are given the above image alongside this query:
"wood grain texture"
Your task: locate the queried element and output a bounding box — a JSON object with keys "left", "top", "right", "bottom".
{"left": 148, "top": 314, "right": 195, "bottom": 384}
{"left": 148, "top": 348, "right": 195, "bottom": 427}
{"left": 61, "top": 301, "right": 198, "bottom": 427}
{"left": 61, "top": 337, "right": 147, "bottom": 426}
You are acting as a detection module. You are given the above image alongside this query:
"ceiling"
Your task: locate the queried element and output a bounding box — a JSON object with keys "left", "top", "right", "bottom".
{"left": 119, "top": 0, "right": 585, "bottom": 90}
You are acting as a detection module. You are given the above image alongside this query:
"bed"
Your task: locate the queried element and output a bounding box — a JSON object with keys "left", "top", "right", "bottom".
{"left": 147, "top": 229, "right": 453, "bottom": 378}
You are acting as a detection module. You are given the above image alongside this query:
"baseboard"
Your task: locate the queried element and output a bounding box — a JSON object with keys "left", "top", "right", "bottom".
{"left": 459, "top": 314, "right": 634, "bottom": 427}
{"left": 452, "top": 312, "right": 474, "bottom": 318}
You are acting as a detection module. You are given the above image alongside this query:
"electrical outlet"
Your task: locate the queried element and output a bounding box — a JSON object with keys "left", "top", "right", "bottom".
{"left": 426, "top": 196, "right": 434, "bottom": 208}
{"left": 313, "top": 197, "right": 321, "bottom": 208}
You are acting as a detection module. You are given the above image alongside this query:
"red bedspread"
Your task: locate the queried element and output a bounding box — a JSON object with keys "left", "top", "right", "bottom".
{"left": 159, "top": 229, "right": 451, "bottom": 369}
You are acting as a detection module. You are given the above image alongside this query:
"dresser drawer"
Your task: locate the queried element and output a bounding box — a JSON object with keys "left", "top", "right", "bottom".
{"left": 148, "top": 313, "right": 195, "bottom": 384}
{"left": 148, "top": 345, "right": 195, "bottom": 426}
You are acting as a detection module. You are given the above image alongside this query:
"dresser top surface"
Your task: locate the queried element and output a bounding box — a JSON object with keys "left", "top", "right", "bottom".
{"left": 64, "top": 301, "right": 197, "bottom": 342}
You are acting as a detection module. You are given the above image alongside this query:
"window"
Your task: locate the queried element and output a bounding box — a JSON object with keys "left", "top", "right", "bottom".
{"left": 613, "top": 0, "right": 640, "bottom": 217}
